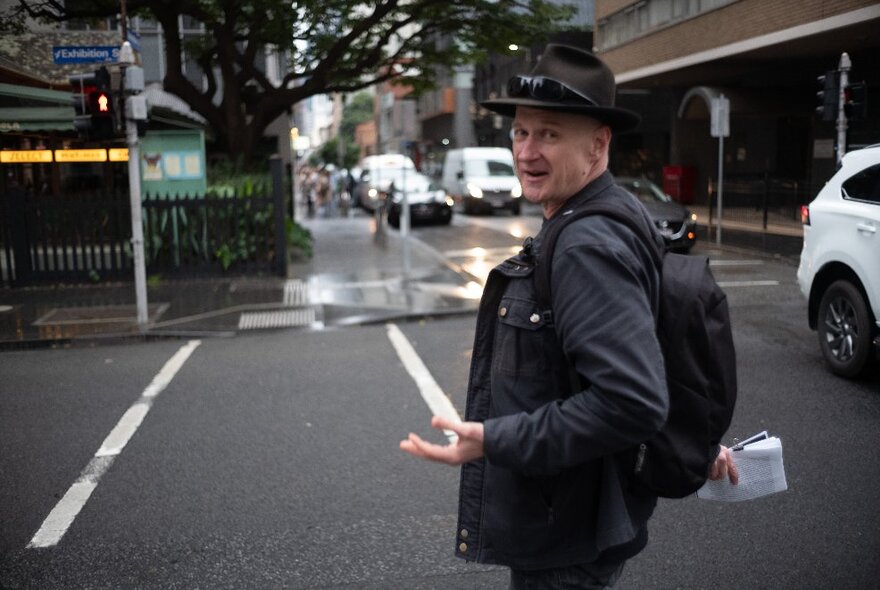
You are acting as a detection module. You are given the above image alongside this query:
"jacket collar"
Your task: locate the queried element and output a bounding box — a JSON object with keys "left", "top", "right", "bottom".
{"left": 544, "top": 171, "right": 616, "bottom": 224}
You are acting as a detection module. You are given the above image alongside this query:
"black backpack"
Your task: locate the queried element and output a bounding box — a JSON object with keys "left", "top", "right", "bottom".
{"left": 533, "top": 200, "right": 738, "bottom": 498}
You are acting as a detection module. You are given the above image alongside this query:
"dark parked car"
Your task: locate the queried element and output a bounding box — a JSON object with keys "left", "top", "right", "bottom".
{"left": 386, "top": 173, "right": 453, "bottom": 228}
{"left": 617, "top": 176, "right": 698, "bottom": 252}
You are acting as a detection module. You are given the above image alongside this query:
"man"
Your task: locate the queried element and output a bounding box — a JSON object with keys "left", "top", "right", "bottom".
{"left": 401, "top": 45, "right": 737, "bottom": 588}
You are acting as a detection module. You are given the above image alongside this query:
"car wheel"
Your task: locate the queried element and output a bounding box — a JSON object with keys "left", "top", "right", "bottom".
{"left": 817, "top": 280, "right": 874, "bottom": 378}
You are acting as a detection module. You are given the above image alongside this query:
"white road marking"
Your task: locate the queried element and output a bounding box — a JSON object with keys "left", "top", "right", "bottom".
{"left": 283, "top": 279, "right": 310, "bottom": 306}
{"left": 709, "top": 259, "right": 764, "bottom": 267}
{"left": 717, "top": 280, "right": 780, "bottom": 288}
{"left": 27, "top": 340, "right": 201, "bottom": 549}
{"left": 238, "top": 308, "right": 316, "bottom": 330}
{"left": 386, "top": 323, "right": 462, "bottom": 443}
{"left": 443, "top": 245, "right": 521, "bottom": 258}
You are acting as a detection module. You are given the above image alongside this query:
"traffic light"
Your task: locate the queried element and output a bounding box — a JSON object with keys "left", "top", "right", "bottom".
{"left": 816, "top": 70, "right": 839, "bottom": 121}
{"left": 68, "top": 67, "right": 117, "bottom": 140}
{"left": 843, "top": 81, "right": 868, "bottom": 121}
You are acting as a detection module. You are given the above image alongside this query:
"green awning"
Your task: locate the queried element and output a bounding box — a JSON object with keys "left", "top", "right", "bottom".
{"left": 0, "top": 83, "right": 75, "bottom": 132}
{"left": 0, "top": 107, "right": 75, "bottom": 132}
{"left": 0, "top": 82, "right": 72, "bottom": 104}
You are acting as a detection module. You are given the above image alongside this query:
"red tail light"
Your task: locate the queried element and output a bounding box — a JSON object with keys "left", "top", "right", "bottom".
{"left": 801, "top": 205, "right": 811, "bottom": 226}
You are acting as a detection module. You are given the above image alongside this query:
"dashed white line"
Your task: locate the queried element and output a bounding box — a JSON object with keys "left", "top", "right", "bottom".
{"left": 386, "top": 323, "right": 462, "bottom": 442}
{"left": 709, "top": 259, "right": 764, "bottom": 267}
{"left": 27, "top": 340, "right": 201, "bottom": 549}
{"left": 717, "top": 280, "right": 780, "bottom": 288}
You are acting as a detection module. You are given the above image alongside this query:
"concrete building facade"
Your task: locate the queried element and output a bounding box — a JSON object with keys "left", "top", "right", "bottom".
{"left": 594, "top": 0, "right": 880, "bottom": 209}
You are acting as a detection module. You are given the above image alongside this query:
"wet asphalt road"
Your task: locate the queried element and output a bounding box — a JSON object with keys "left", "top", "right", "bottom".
{"left": 1, "top": 208, "right": 879, "bottom": 589}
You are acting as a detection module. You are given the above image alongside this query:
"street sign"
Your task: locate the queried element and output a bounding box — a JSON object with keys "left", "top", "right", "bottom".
{"left": 53, "top": 46, "right": 120, "bottom": 65}
{"left": 0, "top": 149, "right": 130, "bottom": 164}
{"left": 0, "top": 150, "right": 53, "bottom": 164}
{"left": 54, "top": 149, "right": 108, "bottom": 163}
{"left": 710, "top": 96, "right": 730, "bottom": 138}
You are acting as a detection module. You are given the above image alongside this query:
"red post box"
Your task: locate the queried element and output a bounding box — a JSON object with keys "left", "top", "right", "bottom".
{"left": 662, "top": 166, "right": 696, "bottom": 204}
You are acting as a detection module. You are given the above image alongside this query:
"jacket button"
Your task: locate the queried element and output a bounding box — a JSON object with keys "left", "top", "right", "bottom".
{"left": 499, "top": 307, "right": 508, "bottom": 317}
{"left": 529, "top": 313, "right": 540, "bottom": 324}
{"left": 459, "top": 542, "right": 468, "bottom": 553}
{"left": 460, "top": 529, "right": 469, "bottom": 539}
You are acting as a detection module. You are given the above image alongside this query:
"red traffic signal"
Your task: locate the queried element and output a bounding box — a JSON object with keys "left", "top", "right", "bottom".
{"left": 68, "top": 67, "right": 117, "bottom": 140}
{"left": 97, "top": 91, "right": 110, "bottom": 113}
{"left": 843, "top": 81, "right": 868, "bottom": 121}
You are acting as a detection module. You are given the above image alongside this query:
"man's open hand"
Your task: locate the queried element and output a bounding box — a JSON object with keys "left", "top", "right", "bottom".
{"left": 400, "top": 416, "right": 485, "bottom": 466}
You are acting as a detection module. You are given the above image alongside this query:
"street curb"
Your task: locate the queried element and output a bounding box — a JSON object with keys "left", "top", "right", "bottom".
{"left": 0, "top": 329, "right": 236, "bottom": 352}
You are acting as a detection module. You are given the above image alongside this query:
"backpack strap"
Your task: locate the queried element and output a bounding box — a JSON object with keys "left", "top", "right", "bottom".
{"left": 533, "top": 201, "right": 664, "bottom": 314}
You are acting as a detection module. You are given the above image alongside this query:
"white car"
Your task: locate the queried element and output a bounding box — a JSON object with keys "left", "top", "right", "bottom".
{"left": 797, "top": 144, "right": 880, "bottom": 378}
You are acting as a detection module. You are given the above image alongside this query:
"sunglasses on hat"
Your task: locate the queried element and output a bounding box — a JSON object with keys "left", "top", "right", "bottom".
{"left": 506, "top": 75, "right": 596, "bottom": 106}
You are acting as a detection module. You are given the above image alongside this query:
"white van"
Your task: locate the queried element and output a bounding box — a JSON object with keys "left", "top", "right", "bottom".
{"left": 356, "top": 154, "right": 416, "bottom": 211}
{"left": 442, "top": 147, "right": 522, "bottom": 215}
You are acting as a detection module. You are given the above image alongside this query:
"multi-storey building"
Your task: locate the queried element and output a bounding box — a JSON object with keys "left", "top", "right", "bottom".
{"left": 595, "top": 0, "right": 880, "bottom": 206}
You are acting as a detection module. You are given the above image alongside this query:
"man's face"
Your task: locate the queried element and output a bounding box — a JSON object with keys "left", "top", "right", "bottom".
{"left": 511, "top": 107, "right": 608, "bottom": 214}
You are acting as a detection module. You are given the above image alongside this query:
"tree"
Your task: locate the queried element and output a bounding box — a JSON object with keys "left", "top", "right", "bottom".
{"left": 339, "top": 91, "right": 375, "bottom": 142}
{"left": 310, "top": 137, "right": 360, "bottom": 169}
{"left": 6, "top": 1, "right": 572, "bottom": 165}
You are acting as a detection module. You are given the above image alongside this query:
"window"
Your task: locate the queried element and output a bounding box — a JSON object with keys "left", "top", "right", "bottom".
{"left": 465, "top": 159, "right": 515, "bottom": 177}
{"left": 598, "top": 0, "right": 736, "bottom": 50}
{"left": 841, "top": 164, "right": 880, "bottom": 205}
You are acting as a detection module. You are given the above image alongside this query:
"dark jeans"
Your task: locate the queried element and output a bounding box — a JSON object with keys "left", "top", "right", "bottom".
{"left": 509, "top": 560, "right": 626, "bottom": 590}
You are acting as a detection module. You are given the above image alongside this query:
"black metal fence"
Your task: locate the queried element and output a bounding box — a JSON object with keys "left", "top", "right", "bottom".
{"left": 142, "top": 187, "right": 281, "bottom": 277}
{"left": 708, "top": 174, "right": 807, "bottom": 230}
{"left": 1, "top": 160, "right": 288, "bottom": 287}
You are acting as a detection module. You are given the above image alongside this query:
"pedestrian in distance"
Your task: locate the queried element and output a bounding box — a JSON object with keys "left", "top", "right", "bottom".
{"left": 400, "top": 44, "right": 738, "bottom": 589}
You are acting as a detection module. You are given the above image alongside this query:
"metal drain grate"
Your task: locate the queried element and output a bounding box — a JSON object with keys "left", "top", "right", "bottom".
{"left": 238, "top": 307, "right": 316, "bottom": 330}
{"left": 283, "top": 279, "right": 309, "bottom": 306}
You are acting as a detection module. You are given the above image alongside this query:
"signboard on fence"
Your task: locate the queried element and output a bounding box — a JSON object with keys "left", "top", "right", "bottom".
{"left": 139, "top": 130, "right": 207, "bottom": 198}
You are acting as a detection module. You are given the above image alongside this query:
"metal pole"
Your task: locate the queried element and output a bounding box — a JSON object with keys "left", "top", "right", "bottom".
{"left": 836, "top": 52, "right": 851, "bottom": 168}
{"left": 716, "top": 134, "right": 724, "bottom": 246}
{"left": 126, "top": 97, "right": 148, "bottom": 326}
{"left": 119, "top": 0, "right": 148, "bottom": 327}
{"left": 401, "top": 164, "right": 411, "bottom": 281}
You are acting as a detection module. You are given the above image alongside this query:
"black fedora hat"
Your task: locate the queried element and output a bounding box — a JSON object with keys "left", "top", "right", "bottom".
{"left": 481, "top": 44, "right": 640, "bottom": 131}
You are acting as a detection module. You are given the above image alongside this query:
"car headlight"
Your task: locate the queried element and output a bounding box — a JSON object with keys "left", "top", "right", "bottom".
{"left": 467, "top": 183, "right": 483, "bottom": 199}
{"left": 511, "top": 182, "right": 522, "bottom": 198}
{"left": 368, "top": 188, "right": 378, "bottom": 198}
{"left": 445, "top": 196, "right": 455, "bottom": 207}
{"left": 690, "top": 212, "right": 698, "bottom": 223}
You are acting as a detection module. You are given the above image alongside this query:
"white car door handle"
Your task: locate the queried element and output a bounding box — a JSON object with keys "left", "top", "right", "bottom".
{"left": 856, "top": 222, "right": 876, "bottom": 233}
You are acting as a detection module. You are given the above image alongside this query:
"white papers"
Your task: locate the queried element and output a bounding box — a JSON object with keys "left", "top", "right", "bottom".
{"left": 697, "top": 434, "right": 788, "bottom": 502}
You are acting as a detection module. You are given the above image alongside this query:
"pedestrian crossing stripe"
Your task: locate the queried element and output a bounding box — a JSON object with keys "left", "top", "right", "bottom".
{"left": 283, "top": 279, "right": 310, "bottom": 306}
{"left": 238, "top": 308, "right": 316, "bottom": 330}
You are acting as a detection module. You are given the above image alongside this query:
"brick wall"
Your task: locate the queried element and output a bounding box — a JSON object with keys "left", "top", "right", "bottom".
{"left": 596, "top": 0, "right": 875, "bottom": 74}
{"left": 596, "top": 0, "right": 636, "bottom": 20}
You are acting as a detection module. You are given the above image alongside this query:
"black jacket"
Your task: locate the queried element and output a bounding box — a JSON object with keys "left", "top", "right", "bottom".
{"left": 455, "top": 172, "right": 669, "bottom": 570}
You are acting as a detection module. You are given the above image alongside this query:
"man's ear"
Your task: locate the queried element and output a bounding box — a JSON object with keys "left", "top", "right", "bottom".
{"left": 591, "top": 125, "right": 612, "bottom": 159}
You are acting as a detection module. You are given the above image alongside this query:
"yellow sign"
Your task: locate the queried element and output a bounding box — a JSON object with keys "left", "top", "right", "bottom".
{"left": 0, "top": 150, "right": 53, "bottom": 164}
{"left": 108, "top": 148, "right": 129, "bottom": 162}
{"left": 54, "top": 149, "right": 108, "bottom": 163}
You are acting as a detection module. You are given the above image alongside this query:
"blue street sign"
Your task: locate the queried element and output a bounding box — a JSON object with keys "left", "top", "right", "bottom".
{"left": 127, "top": 31, "right": 141, "bottom": 53}
{"left": 53, "top": 46, "right": 120, "bottom": 65}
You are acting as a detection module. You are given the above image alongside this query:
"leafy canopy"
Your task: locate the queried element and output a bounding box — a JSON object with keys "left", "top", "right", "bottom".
{"left": 5, "top": 1, "right": 575, "bottom": 162}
